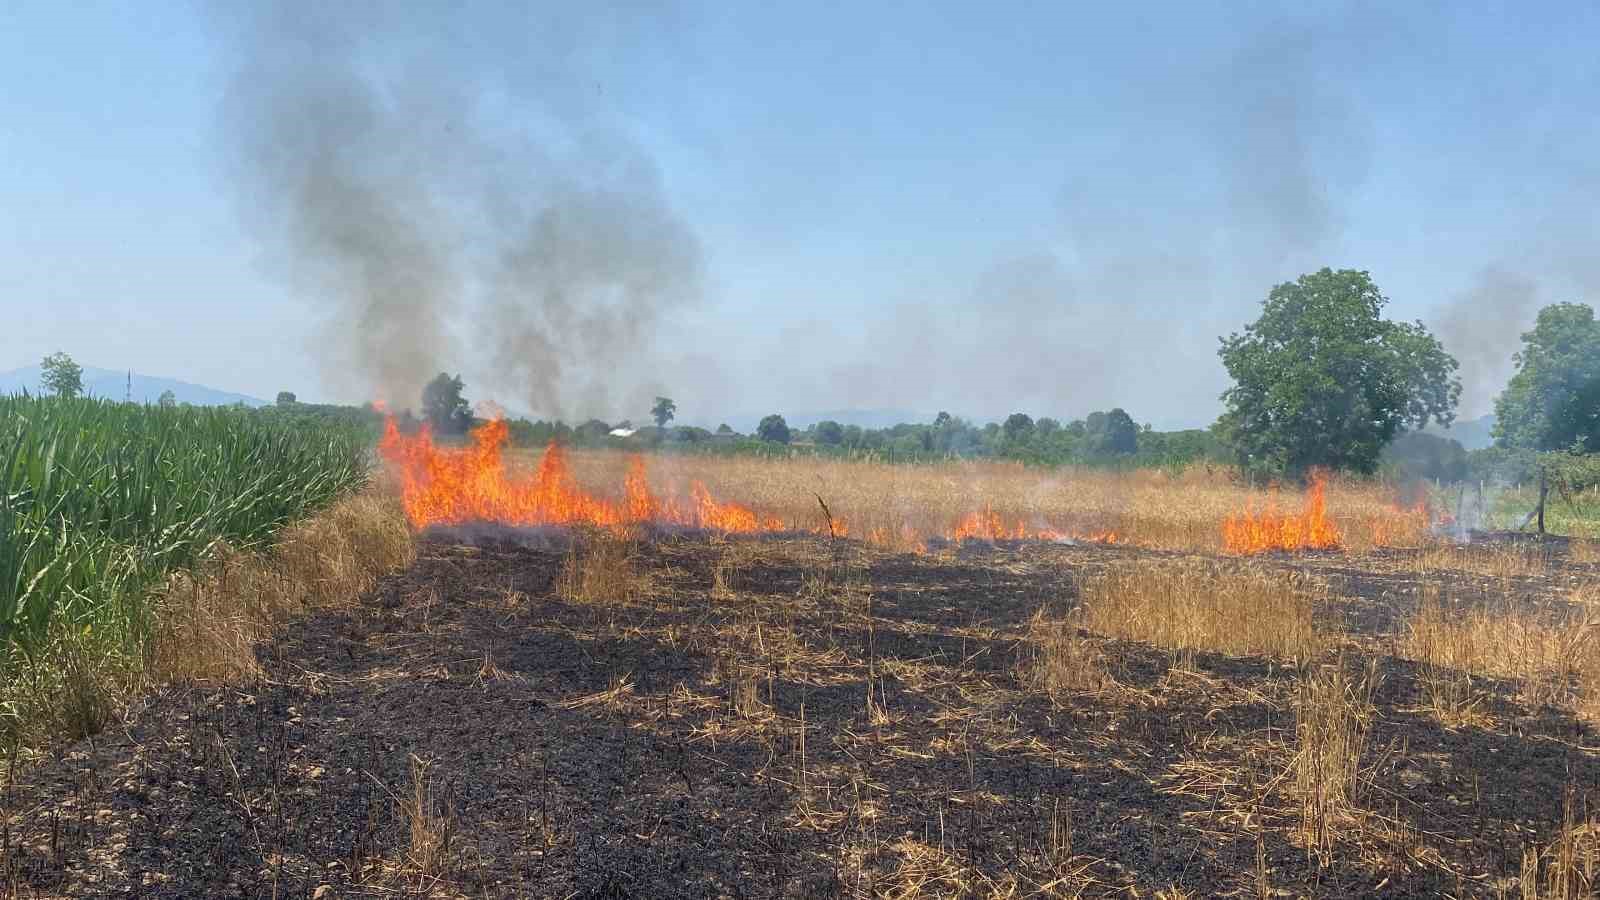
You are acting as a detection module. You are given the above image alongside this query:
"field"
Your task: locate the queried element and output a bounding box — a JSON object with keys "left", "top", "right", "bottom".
{"left": 5, "top": 445, "right": 1600, "bottom": 897}
{"left": 499, "top": 445, "right": 1436, "bottom": 554}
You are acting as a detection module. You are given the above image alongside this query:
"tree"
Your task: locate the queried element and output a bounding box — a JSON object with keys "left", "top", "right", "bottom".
{"left": 276, "top": 391, "right": 297, "bottom": 406}
{"left": 1492, "top": 303, "right": 1600, "bottom": 453}
{"left": 933, "top": 411, "right": 953, "bottom": 428}
{"left": 757, "top": 414, "right": 791, "bottom": 444}
{"left": 421, "top": 373, "right": 472, "bottom": 435}
{"left": 1217, "top": 268, "right": 1460, "bottom": 476}
{"left": 158, "top": 390, "right": 176, "bottom": 408}
{"left": 575, "top": 419, "right": 612, "bottom": 442}
{"left": 651, "top": 396, "right": 676, "bottom": 428}
{"left": 39, "top": 351, "right": 83, "bottom": 399}
{"left": 1003, "top": 412, "right": 1035, "bottom": 442}
{"left": 1086, "top": 408, "right": 1139, "bottom": 454}
{"left": 814, "top": 420, "right": 845, "bottom": 446}
{"left": 716, "top": 423, "right": 734, "bottom": 435}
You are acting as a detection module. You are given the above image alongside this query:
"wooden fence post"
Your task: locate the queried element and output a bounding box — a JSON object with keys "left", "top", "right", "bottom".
{"left": 1537, "top": 466, "right": 1547, "bottom": 535}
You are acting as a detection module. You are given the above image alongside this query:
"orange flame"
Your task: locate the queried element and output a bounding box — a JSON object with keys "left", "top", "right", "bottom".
{"left": 952, "top": 506, "right": 1026, "bottom": 542}
{"left": 1369, "top": 492, "right": 1434, "bottom": 547}
{"left": 1222, "top": 469, "right": 1341, "bottom": 554}
{"left": 379, "top": 415, "right": 786, "bottom": 534}
{"left": 945, "top": 505, "right": 1118, "bottom": 547}
{"left": 378, "top": 414, "right": 1122, "bottom": 549}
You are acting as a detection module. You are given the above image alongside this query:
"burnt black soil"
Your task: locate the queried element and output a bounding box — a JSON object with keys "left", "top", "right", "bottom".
{"left": 3, "top": 533, "right": 1598, "bottom": 898}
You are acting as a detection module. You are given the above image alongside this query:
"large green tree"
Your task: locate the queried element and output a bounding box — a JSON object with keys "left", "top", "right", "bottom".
{"left": 814, "top": 420, "right": 845, "bottom": 445}
{"left": 39, "top": 351, "right": 83, "bottom": 399}
{"left": 757, "top": 414, "right": 791, "bottom": 444}
{"left": 421, "top": 373, "right": 472, "bottom": 435}
{"left": 1002, "top": 412, "right": 1035, "bottom": 442}
{"left": 1492, "top": 303, "right": 1600, "bottom": 453}
{"left": 651, "top": 396, "right": 676, "bottom": 428}
{"left": 1086, "top": 408, "right": 1139, "bottom": 455}
{"left": 1217, "top": 268, "right": 1460, "bottom": 475}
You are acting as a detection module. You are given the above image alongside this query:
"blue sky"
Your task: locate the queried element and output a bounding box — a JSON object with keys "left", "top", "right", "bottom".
{"left": 3, "top": 2, "right": 1597, "bottom": 428}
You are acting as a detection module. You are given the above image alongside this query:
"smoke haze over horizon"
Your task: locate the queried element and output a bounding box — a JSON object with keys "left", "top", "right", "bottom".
{"left": 3, "top": 3, "right": 1598, "bottom": 429}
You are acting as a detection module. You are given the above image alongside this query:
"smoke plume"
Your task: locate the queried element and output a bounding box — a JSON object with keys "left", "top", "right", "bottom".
{"left": 775, "top": 15, "right": 1377, "bottom": 428}
{"left": 220, "top": 3, "right": 701, "bottom": 418}
{"left": 1432, "top": 268, "right": 1541, "bottom": 420}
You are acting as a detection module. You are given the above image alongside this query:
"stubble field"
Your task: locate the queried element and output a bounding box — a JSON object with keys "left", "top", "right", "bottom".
{"left": 4, "top": 450, "right": 1600, "bottom": 898}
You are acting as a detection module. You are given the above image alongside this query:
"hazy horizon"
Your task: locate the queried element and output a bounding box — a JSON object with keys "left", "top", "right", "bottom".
{"left": 4, "top": 2, "right": 1596, "bottom": 430}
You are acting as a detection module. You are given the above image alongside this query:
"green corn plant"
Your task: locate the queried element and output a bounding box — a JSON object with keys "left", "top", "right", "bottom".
{"left": 0, "top": 394, "right": 368, "bottom": 659}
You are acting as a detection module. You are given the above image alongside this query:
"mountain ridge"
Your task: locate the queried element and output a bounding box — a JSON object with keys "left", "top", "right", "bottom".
{"left": 0, "top": 365, "right": 268, "bottom": 407}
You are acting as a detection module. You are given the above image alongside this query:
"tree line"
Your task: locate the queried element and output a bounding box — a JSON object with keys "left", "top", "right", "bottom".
{"left": 26, "top": 267, "right": 1599, "bottom": 486}
{"left": 351, "top": 372, "right": 1222, "bottom": 469}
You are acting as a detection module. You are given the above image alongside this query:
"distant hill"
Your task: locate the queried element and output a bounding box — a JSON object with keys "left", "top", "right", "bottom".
{"left": 1427, "top": 413, "right": 1496, "bottom": 451}
{"left": 0, "top": 365, "right": 267, "bottom": 407}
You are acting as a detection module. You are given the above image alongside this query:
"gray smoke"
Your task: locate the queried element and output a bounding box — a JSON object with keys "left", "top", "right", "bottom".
{"left": 220, "top": 3, "right": 700, "bottom": 417}
{"left": 1425, "top": 151, "right": 1600, "bottom": 423}
{"left": 784, "top": 15, "right": 1377, "bottom": 427}
{"left": 489, "top": 144, "right": 701, "bottom": 420}
{"left": 1432, "top": 268, "right": 1541, "bottom": 419}
{"left": 1211, "top": 22, "right": 1374, "bottom": 262}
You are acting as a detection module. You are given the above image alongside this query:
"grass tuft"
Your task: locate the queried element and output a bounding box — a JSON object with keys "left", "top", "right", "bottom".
{"left": 1078, "top": 558, "right": 1326, "bottom": 663}
{"left": 403, "top": 754, "right": 455, "bottom": 879}
{"left": 1401, "top": 585, "right": 1599, "bottom": 722}
{"left": 1019, "top": 609, "right": 1111, "bottom": 700}
{"left": 556, "top": 532, "right": 645, "bottom": 605}
{"left": 1292, "top": 655, "right": 1377, "bottom": 861}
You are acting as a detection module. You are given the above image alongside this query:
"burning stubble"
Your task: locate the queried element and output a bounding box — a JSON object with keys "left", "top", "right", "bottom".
{"left": 219, "top": 4, "right": 702, "bottom": 418}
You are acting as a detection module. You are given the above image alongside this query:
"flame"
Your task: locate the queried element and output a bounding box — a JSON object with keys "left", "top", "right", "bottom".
{"left": 952, "top": 506, "right": 1027, "bottom": 542}
{"left": 379, "top": 415, "right": 787, "bottom": 534}
{"left": 945, "top": 505, "right": 1118, "bottom": 547}
{"left": 1039, "top": 528, "right": 1121, "bottom": 545}
{"left": 1368, "top": 492, "right": 1435, "bottom": 547}
{"left": 1222, "top": 469, "right": 1341, "bottom": 554}
{"left": 689, "top": 482, "right": 785, "bottom": 532}
{"left": 378, "top": 414, "right": 1122, "bottom": 549}
{"left": 379, "top": 417, "right": 618, "bottom": 527}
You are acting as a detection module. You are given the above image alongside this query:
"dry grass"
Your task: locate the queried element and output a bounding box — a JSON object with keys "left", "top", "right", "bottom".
{"left": 871, "top": 838, "right": 1035, "bottom": 898}
{"left": 1293, "top": 657, "right": 1377, "bottom": 861}
{"left": 1520, "top": 790, "right": 1600, "bottom": 899}
{"left": 400, "top": 754, "right": 455, "bottom": 879}
{"left": 1571, "top": 539, "right": 1600, "bottom": 565}
{"left": 510, "top": 446, "right": 1431, "bottom": 554}
{"left": 1077, "top": 558, "right": 1327, "bottom": 663}
{"left": 1412, "top": 542, "right": 1556, "bottom": 579}
{"left": 50, "top": 628, "right": 124, "bottom": 742}
{"left": 1018, "top": 609, "right": 1111, "bottom": 700}
{"left": 556, "top": 531, "right": 647, "bottom": 605}
{"left": 1400, "top": 586, "right": 1600, "bottom": 722}
{"left": 151, "top": 488, "right": 415, "bottom": 682}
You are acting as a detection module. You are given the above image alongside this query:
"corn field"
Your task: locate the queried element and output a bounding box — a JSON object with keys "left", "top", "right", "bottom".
{"left": 0, "top": 395, "right": 368, "bottom": 660}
